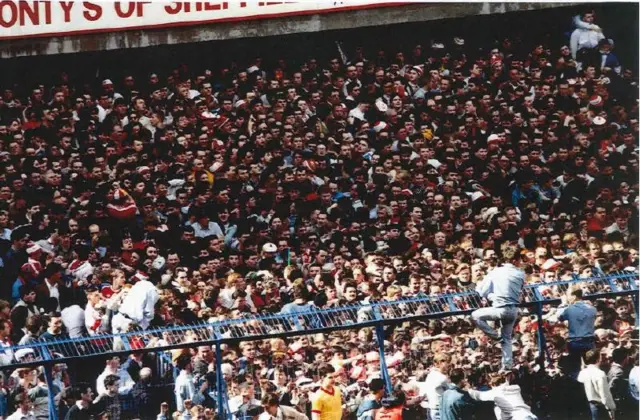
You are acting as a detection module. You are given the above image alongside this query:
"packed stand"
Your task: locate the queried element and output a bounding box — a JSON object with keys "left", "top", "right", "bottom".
{"left": 0, "top": 8, "right": 638, "bottom": 420}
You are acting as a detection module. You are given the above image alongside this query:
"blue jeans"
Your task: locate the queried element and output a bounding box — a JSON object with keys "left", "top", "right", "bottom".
{"left": 567, "top": 337, "right": 595, "bottom": 379}
{"left": 589, "top": 401, "right": 610, "bottom": 420}
{"left": 472, "top": 305, "right": 518, "bottom": 370}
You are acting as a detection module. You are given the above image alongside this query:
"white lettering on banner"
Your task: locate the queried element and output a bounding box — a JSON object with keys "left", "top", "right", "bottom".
{"left": 0, "top": 1, "right": 397, "bottom": 40}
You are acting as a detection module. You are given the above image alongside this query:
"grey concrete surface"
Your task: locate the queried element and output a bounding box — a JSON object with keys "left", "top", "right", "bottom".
{"left": 0, "top": 2, "right": 577, "bottom": 58}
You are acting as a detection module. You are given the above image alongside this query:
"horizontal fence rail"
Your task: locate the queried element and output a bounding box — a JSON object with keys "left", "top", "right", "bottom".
{"left": 1, "top": 271, "right": 637, "bottom": 370}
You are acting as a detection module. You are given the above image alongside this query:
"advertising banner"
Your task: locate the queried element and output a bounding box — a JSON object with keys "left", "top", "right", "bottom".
{"left": 0, "top": 1, "right": 398, "bottom": 40}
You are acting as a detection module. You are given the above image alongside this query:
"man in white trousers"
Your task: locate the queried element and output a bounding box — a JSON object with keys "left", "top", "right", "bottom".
{"left": 471, "top": 246, "right": 525, "bottom": 371}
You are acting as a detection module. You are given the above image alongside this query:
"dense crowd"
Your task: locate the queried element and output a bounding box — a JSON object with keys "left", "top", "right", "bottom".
{"left": 0, "top": 8, "right": 638, "bottom": 420}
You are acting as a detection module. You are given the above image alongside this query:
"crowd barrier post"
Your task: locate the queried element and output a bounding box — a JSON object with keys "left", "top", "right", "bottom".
{"left": 2, "top": 273, "right": 638, "bottom": 420}
{"left": 530, "top": 286, "right": 547, "bottom": 374}
{"left": 372, "top": 305, "right": 392, "bottom": 395}
{"left": 40, "top": 347, "right": 58, "bottom": 420}
{"left": 633, "top": 294, "right": 639, "bottom": 327}
{"left": 212, "top": 325, "right": 227, "bottom": 420}
{"left": 215, "top": 341, "right": 224, "bottom": 420}
{"left": 629, "top": 276, "right": 639, "bottom": 327}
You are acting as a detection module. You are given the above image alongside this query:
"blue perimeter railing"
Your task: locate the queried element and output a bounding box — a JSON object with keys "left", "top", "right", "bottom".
{"left": 1, "top": 270, "right": 638, "bottom": 420}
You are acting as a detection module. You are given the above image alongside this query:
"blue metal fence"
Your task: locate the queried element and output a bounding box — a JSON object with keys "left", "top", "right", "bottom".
{"left": 2, "top": 270, "right": 638, "bottom": 420}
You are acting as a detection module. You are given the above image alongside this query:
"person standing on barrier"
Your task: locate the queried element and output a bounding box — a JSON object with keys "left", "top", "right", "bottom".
{"left": 311, "top": 364, "right": 342, "bottom": 420}
{"left": 554, "top": 286, "right": 597, "bottom": 379}
{"left": 471, "top": 246, "right": 525, "bottom": 371}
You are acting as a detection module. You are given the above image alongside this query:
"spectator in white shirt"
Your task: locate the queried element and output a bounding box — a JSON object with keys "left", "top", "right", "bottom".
{"left": 578, "top": 349, "right": 616, "bottom": 420}
{"left": 96, "top": 357, "right": 136, "bottom": 396}
{"left": 424, "top": 353, "right": 451, "bottom": 420}
{"left": 174, "top": 354, "right": 205, "bottom": 413}
{"left": 113, "top": 277, "right": 159, "bottom": 332}
{"left": 60, "top": 304, "right": 86, "bottom": 338}
{"left": 629, "top": 363, "right": 639, "bottom": 403}
{"left": 219, "top": 273, "right": 256, "bottom": 311}
{"left": 188, "top": 211, "right": 224, "bottom": 239}
{"left": 85, "top": 289, "right": 108, "bottom": 336}
{"left": 604, "top": 208, "right": 630, "bottom": 238}
{"left": 570, "top": 11, "right": 605, "bottom": 69}
{"left": 467, "top": 372, "right": 537, "bottom": 420}
{"left": 7, "top": 393, "right": 36, "bottom": 420}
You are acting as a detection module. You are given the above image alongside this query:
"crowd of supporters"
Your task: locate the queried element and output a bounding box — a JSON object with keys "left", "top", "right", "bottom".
{"left": 0, "top": 7, "right": 638, "bottom": 420}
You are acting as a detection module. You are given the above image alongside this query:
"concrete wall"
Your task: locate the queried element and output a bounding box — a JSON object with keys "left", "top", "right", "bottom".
{"left": 0, "top": 2, "right": 575, "bottom": 58}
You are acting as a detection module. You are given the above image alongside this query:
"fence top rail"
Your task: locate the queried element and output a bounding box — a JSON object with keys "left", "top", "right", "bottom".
{"left": 1, "top": 271, "right": 637, "bottom": 369}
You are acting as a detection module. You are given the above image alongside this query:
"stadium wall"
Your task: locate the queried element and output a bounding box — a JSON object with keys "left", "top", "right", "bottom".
{"left": 0, "top": 2, "right": 577, "bottom": 58}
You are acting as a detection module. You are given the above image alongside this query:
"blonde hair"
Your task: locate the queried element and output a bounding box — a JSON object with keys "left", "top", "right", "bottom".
{"left": 387, "top": 285, "right": 401, "bottom": 298}
{"left": 227, "top": 273, "right": 242, "bottom": 287}
{"left": 434, "top": 353, "right": 451, "bottom": 365}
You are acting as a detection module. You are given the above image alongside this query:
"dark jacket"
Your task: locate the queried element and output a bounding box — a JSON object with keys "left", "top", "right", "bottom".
{"left": 132, "top": 380, "right": 155, "bottom": 420}
{"left": 608, "top": 363, "right": 628, "bottom": 404}
{"left": 64, "top": 403, "right": 92, "bottom": 420}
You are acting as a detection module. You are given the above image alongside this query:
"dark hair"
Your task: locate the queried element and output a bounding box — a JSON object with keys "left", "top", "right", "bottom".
{"left": 317, "top": 363, "right": 335, "bottom": 378}
{"left": 261, "top": 392, "right": 280, "bottom": 407}
{"left": 67, "top": 386, "right": 86, "bottom": 401}
{"left": 611, "top": 348, "right": 628, "bottom": 364}
{"left": 584, "top": 349, "right": 600, "bottom": 365}
{"left": 43, "top": 263, "right": 62, "bottom": 278}
{"left": 103, "top": 374, "right": 120, "bottom": 388}
{"left": 20, "top": 284, "right": 36, "bottom": 299}
{"left": 176, "top": 354, "right": 192, "bottom": 371}
{"left": 449, "top": 368, "right": 466, "bottom": 385}
{"left": 388, "top": 385, "right": 406, "bottom": 406}
{"left": 369, "top": 378, "right": 385, "bottom": 392}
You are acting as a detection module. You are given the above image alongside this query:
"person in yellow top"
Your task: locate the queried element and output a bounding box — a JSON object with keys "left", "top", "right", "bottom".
{"left": 311, "top": 364, "right": 343, "bottom": 420}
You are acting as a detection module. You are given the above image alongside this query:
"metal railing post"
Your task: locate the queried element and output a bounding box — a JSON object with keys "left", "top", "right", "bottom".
{"left": 372, "top": 304, "right": 392, "bottom": 394}
{"left": 530, "top": 286, "right": 547, "bottom": 374}
{"left": 212, "top": 326, "right": 225, "bottom": 420}
{"left": 626, "top": 271, "right": 640, "bottom": 327}
{"left": 632, "top": 287, "right": 640, "bottom": 328}
{"left": 41, "top": 346, "right": 58, "bottom": 420}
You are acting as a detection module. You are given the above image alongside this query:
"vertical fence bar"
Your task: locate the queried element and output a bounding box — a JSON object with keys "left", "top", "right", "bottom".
{"left": 41, "top": 346, "right": 58, "bottom": 420}
{"left": 212, "top": 323, "right": 225, "bottom": 420}
{"left": 372, "top": 305, "right": 392, "bottom": 394}
{"left": 627, "top": 272, "right": 640, "bottom": 327}
{"left": 633, "top": 291, "right": 640, "bottom": 328}
{"left": 215, "top": 341, "right": 224, "bottom": 420}
{"left": 534, "top": 302, "right": 547, "bottom": 373}
{"left": 1, "top": 274, "right": 638, "bottom": 419}
{"left": 530, "top": 286, "right": 547, "bottom": 374}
